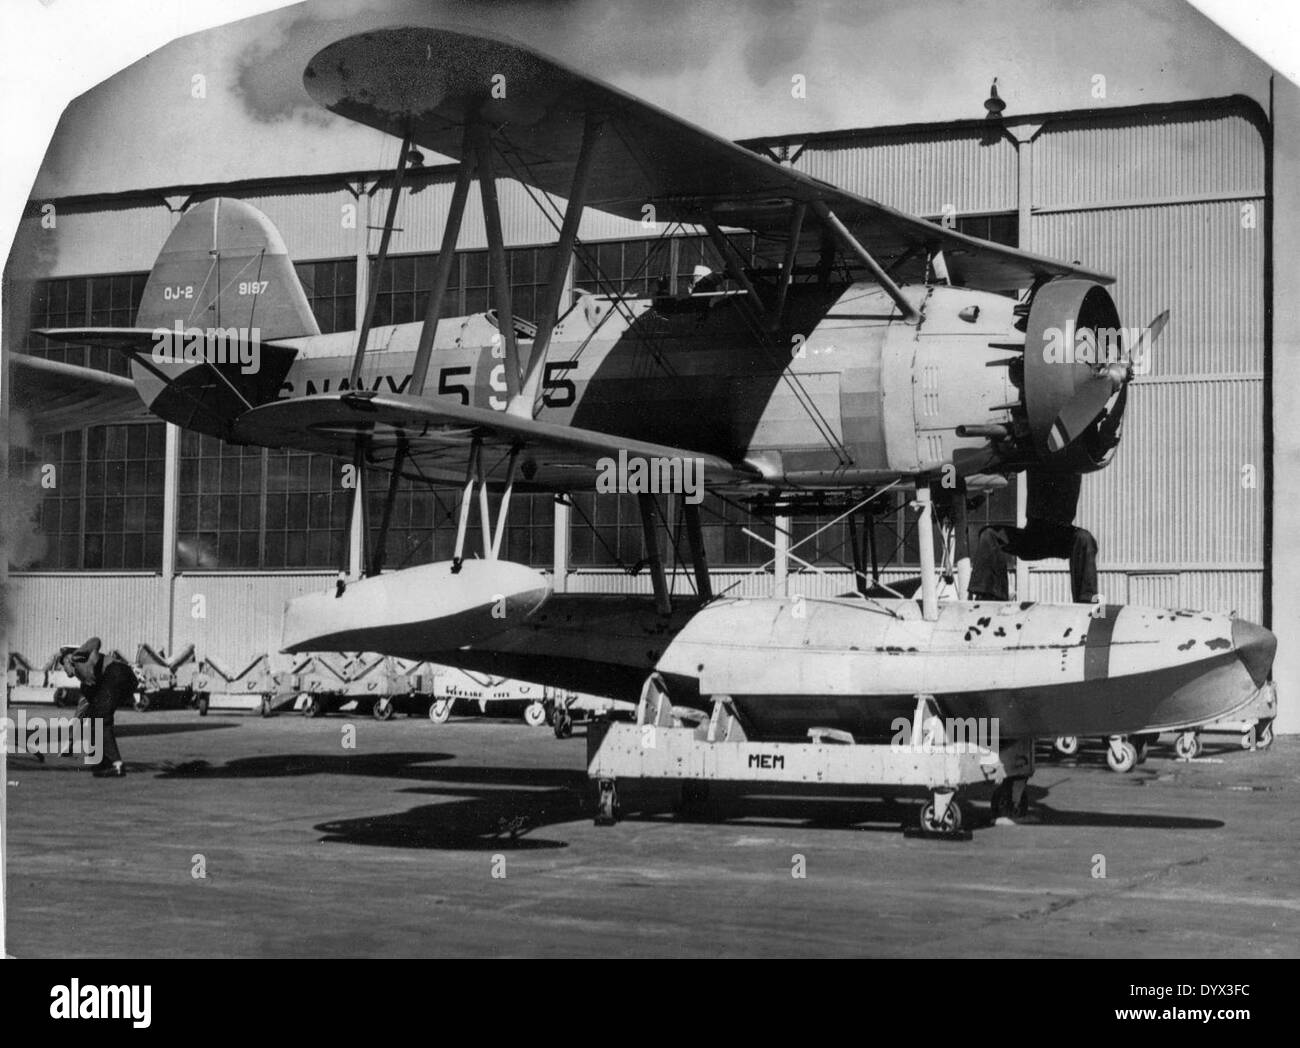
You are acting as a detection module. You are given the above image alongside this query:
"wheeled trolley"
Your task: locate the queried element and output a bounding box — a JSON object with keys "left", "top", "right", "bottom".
{"left": 587, "top": 684, "right": 1034, "bottom": 839}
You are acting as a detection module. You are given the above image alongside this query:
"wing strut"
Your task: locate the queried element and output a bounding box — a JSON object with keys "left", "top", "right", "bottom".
{"left": 410, "top": 127, "right": 479, "bottom": 396}
{"left": 774, "top": 201, "right": 807, "bottom": 324}
{"left": 811, "top": 201, "right": 921, "bottom": 325}
{"left": 513, "top": 112, "right": 605, "bottom": 417}
{"left": 700, "top": 214, "right": 766, "bottom": 315}
{"left": 351, "top": 126, "right": 416, "bottom": 386}
{"left": 637, "top": 494, "right": 672, "bottom": 616}
{"left": 472, "top": 121, "right": 521, "bottom": 401}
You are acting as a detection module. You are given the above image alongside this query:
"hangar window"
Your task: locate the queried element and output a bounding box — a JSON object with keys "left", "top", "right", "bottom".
{"left": 359, "top": 478, "right": 553, "bottom": 570}
{"left": 26, "top": 272, "right": 148, "bottom": 377}
{"left": 368, "top": 246, "right": 558, "bottom": 329}
{"left": 176, "top": 433, "right": 350, "bottom": 570}
{"left": 569, "top": 492, "right": 769, "bottom": 570}
{"left": 295, "top": 259, "right": 356, "bottom": 334}
{"left": 262, "top": 448, "right": 350, "bottom": 569}
{"left": 572, "top": 234, "right": 758, "bottom": 302}
{"left": 574, "top": 238, "right": 674, "bottom": 299}
{"left": 9, "top": 422, "right": 165, "bottom": 571}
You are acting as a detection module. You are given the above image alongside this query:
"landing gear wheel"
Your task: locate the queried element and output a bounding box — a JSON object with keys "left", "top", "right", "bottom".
{"left": 372, "top": 697, "right": 395, "bottom": 721}
{"left": 133, "top": 692, "right": 151, "bottom": 712}
{"left": 1258, "top": 720, "right": 1274, "bottom": 750}
{"left": 1106, "top": 739, "right": 1138, "bottom": 773}
{"left": 1241, "top": 724, "right": 1257, "bottom": 750}
{"left": 1053, "top": 736, "right": 1080, "bottom": 757}
{"left": 1174, "top": 731, "right": 1201, "bottom": 760}
{"left": 523, "top": 701, "right": 547, "bottom": 727}
{"left": 552, "top": 710, "right": 573, "bottom": 739}
{"left": 595, "top": 779, "right": 619, "bottom": 826}
{"left": 260, "top": 696, "right": 274, "bottom": 718}
{"left": 919, "top": 795, "right": 964, "bottom": 835}
{"left": 428, "top": 698, "right": 452, "bottom": 725}
{"left": 195, "top": 693, "right": 210, "bottom": 717}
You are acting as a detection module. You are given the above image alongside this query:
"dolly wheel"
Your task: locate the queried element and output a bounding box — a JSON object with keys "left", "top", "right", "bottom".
{"left": 1106, "top": 738, "right": 1138, "bottom": 773}
{"left": 595, "top": 780, "right": 619, "bottom": 825}
{"left": 523, "top": 701, "right": 548, "bottom": 727}
{"left": 1054, "top": 736, "right": 1080, "bottom": 757}
{"left": 919, "top": 795, "right": 963, "bottom": 835}
{"left": 428, "top": 698, "right": 452, "bottom": 725}
{"left": 553, "top": 712, "right": 573, "bottom": 739}
{"left": 196, "top": 693, "right": 210, "bottom": 717}
{"left": 373, "top": 697, "right": 395, "bottom": 721}
{"left": 1174, "top": 731, "right": 1200, "bottom": 760}
{"left": 260, "top": 696, "right": 274, "bottom": 718}
{"left": 134, "top": 692, "right": 151, "bottom": 712}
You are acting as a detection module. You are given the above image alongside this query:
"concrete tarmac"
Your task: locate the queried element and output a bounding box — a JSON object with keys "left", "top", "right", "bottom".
{"left": 5, "top": 708, "right": 1298, "bottom": 957}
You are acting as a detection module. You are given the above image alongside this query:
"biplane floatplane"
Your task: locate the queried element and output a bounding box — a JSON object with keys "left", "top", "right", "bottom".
{"left": 26, "top": 27, "right": 1274, "bottom": 822}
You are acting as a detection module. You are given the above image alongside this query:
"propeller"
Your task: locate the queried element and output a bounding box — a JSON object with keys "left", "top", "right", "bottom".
{"left": 1046, "top": 309, "right": 1168, "bottom": 454}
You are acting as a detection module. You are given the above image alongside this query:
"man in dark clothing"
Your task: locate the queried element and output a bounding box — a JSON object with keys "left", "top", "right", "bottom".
{"left": 64, "top": 637, "right": 133, "bottom": 777}
{"left": 968, "top": 472, "right": 1100, "bottom": 604}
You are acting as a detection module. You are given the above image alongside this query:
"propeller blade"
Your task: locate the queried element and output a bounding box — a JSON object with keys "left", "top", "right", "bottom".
{"left": 1125, "top": 308, "right": 1169, "bottom": 374}
{"left": 1047, "top": 373, "right": 1121, "bottom": 453}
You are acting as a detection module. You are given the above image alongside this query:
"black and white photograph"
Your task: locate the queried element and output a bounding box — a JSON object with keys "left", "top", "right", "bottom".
{"left": 0, "top": 0, "right": 1296, "bottom": 987}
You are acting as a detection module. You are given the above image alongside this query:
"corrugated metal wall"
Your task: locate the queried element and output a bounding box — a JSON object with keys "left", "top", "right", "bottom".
{"left": 1030, "top": 104, "right": 1265, "bottom": 616}
{"left": 793, "top": 129, "right": 1016, "bottom": 215}
{"left": 17, "top": 203, "right": 174, "bottom": 278}
{"left": 8, "top": 574, "right": 167, "bottom": 661}
{"left": 170, "top": 572, "right": 335, "bottom": 667}
{"left": 1033, "top": 109, "right": 1264, "bottom": 209}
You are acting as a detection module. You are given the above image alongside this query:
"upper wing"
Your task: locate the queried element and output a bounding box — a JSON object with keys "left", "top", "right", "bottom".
{"left": 9, "top": 352, "right": 149, "bottom": 436}
{"left": 233, "top": 391, "right": 762, "bottom": 492}
{"left": 303, "top": 26, "right": 1112, "bottom": 292}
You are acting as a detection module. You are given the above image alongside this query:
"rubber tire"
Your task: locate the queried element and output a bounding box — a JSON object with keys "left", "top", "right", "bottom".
{"left": 428, "top": 699, "right": 453, "bottom": 725}
{"left": 134, "top": 692, "right": 151, "bottom": 712}
{"left": 1054, "top": 736, "right": 1080, "bottom": 757}
{"left": 919, "top": 797, "right": 963, "bottom": 834}
{"left": 1106, "top": 740, "right": 1138, "bottom": 773}
{"left": 523, "top": 702, "right": 547, "bottom": 728}
{"left": 553, "top": 714, "right": 573, "bottom": 739}
{"left": 196, "top": 693, "right": 210, "bottom": 717}
{"left": 373, "top": 698, "right": 395, "bottom": 721}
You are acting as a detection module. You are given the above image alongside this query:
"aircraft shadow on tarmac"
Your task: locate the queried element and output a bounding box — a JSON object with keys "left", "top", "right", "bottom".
{"left": 116, "top": 722, "right": 238, "bottom": 739}
{"left": 145, "top": 751, "right": 1224, "bottom": 851}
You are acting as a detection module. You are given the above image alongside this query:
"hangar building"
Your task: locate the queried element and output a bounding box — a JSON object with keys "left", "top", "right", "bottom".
{"left": 5, "top": 95, "right": 1278, "bottom": 725}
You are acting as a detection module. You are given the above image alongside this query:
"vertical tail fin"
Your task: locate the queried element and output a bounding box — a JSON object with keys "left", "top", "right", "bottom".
{"left": 128, "top": 198, "right": 313, "bottom": 436}
{"left": 136, "top": 197, "right": 320, "bottom": 340}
